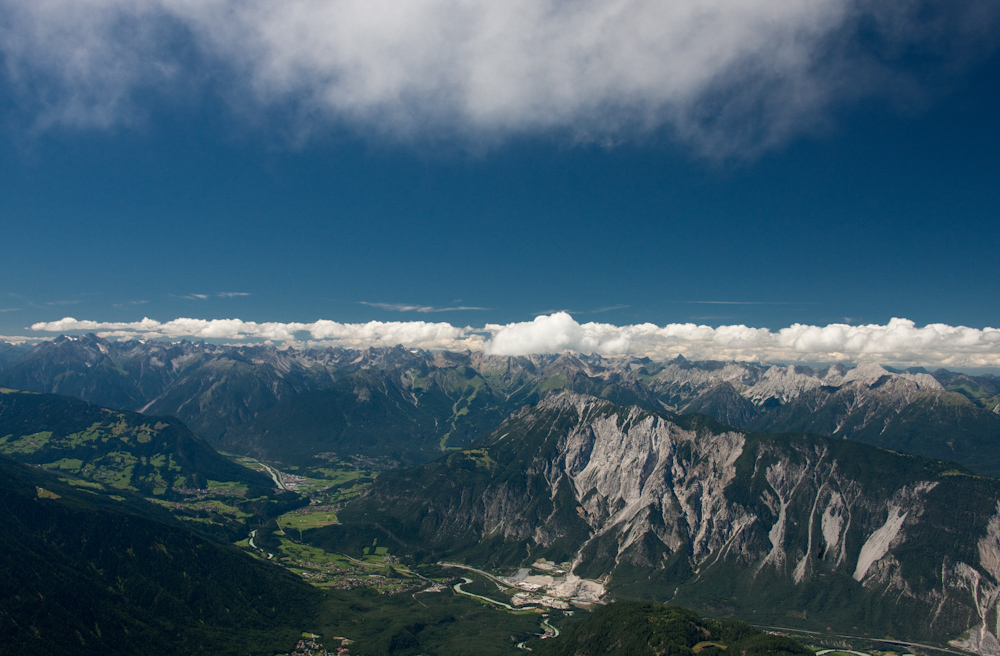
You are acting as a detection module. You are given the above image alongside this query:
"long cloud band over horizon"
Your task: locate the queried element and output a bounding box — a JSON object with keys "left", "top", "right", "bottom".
{"left": 28, "top": 313, "right": 1000, "bottom": 369}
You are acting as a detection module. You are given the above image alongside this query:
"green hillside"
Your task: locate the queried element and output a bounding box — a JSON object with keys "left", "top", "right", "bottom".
{"left": 0, "top": 456, "right": 319, "bottom": 656}
{"left": 535, "top": 602, "right": 811, "bottom": 656}
{"left": 0, "top": 388, "right": 271, "bottom": 494}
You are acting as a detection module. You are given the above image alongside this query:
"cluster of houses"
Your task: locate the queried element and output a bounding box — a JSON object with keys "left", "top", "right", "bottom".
{"left": 319, "top": 572, "right": 426, "bottom": 595}
{"left": 288, "top": 635, "right": 356, "bottom": 656}
{"left": 292, "top": 563, "right": 425, "bottom": 595}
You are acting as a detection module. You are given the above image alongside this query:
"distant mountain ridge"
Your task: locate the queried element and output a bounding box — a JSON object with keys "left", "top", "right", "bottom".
{"left": 3, "top": 335, "right": 999, "bottom": 473}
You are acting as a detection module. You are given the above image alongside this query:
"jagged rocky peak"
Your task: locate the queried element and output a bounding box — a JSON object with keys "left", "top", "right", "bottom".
{"left": 527, "top": 351, "right": 601, "bottom": 379}
{"left": 682, "top": 381, "right": 758, "bottom": 427}
{"left": 430, "top": 349, "right": 470, "bottom": 368}
{"left": 347, "top": 344, "right": 421, "bottom": 369}
{"left": 744, "top": 363, "right": 823, "bottom": 403}
{"left": 837, "top": 361, "right": 942, "bottom": 390}
{"left": 819, "top": 362, "right": 849, "bottom": 379}
{"left": 473, "top": 352, "right": 545, "bottom": 375}
{"left": 33, "top": 332, "right": 112, "bottom": 361}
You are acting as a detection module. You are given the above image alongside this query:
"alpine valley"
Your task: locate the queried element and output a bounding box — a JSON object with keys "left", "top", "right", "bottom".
{"left": 3, "top": 335, "right": 1000, "bottom": 655}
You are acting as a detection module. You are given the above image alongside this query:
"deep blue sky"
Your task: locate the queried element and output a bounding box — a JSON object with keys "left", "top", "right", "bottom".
{"left": 1, "top": 0, "right": 999, "bottom": 344}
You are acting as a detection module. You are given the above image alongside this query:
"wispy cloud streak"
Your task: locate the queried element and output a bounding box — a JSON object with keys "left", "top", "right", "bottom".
{"left": 685, "top": 301, "right": 808, "bottom": 305}
{"left": 360, "top": 302, "right": 488, "bottom": 313}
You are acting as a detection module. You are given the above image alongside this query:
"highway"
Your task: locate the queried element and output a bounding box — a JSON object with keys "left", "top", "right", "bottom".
{"left": 258, "top": 462, "right": 287, "bottom": 490}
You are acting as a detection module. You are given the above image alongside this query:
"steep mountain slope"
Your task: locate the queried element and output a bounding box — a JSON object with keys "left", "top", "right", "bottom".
{"left": 682, "top": 381, "right": 759, "bottom": 426}
{"left": 748, "top": 376, "right": 1000, "bottom": 475}
{"left": 0, "top": 340, "right": 31, "bottom": 370}
{"left": 326, "top": 392, "right": 1000, "bottom": 651}
{"left": 932, "top": 368, "right": 1000, "bottom": 414}
{"left": 0, "top": 456, "right": 319, "bottom": 656}
{"left": 0, "top": 388, "right": 271, "bottom": 493}
{"left": 216, "top": 375, "right": 507, "bottom": 466}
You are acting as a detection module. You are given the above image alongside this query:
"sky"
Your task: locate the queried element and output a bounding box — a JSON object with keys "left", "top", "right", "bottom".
{"left": 1, "top": 0, "right": 999, "bottom": 369}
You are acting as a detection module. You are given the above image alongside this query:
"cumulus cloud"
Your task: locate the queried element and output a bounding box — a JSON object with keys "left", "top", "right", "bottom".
{"left": 30, "top": 316, "right": 479, "bottom": 351}
{"left": 2, "top": 0, "right": 997, "bottom": 154}
{"left": 483, "top": 313, "right": 1000, "bottom": 368}
{"left": 28, "top": 313, "right": 1000, "bottom": 368}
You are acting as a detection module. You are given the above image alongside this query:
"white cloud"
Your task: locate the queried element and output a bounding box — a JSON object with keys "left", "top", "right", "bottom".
{"left": 2, "top": 0, "right": 997, "bottom": 154}
{"left": 30, "top": 316, "right": 479, "bottom": 351}
{"left": 0, "top": 334, "right": 45, "bottom": 344}
{"left": 28, "top": 313, "right": 1000, "bottom": 368}
{"left": 484, "top": 313, "right": 1000, "bottom": 368}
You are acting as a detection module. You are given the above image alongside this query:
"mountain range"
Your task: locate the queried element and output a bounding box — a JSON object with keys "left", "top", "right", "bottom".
{"left": 5, "top": 335, "right": 1000, "bottom": 653}
{"left": 3, "top": 335, "right": 999, "bottom": 475}
{"left": 323, "top": 391, "right": 1000, "bottom": 651}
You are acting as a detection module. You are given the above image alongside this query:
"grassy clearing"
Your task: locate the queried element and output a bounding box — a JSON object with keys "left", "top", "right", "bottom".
{"left": 35, "top": 487, "right": 61, "bottom": 500}
{"left": 304, "top": 466, "right": 375, "bottom": 485}
{"left": 278, "top": 539, "right": 356, "bottom": 568}
{"left": 0, "top": 431, "right": 52, "bottom": 453}
{"left": 58, "top": 477, "right": 104, "bottom": 490}
{"left": 41, "top": 458, "right": 84, "bottom": 471}
{"left": 207, "top": 480, "right": 248, "bottom": 494}
{"left": 693, "top": 641, "right": 727, "bottom": 652}
{"left": 63, "top": 427, "right": 103, "bottom": 447}
{"left": 278, "top": 508, "right": 339, "bottom": 531}
{"left": 461, "top": 449, "right": 496, "bottom": 468}
{"left": 186, "top": 499, "right": 252, "bottom": 519}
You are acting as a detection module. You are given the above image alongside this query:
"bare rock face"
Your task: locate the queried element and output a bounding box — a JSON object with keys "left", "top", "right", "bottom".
{"left": 341, "top": 391, "right": 1000, "bottom": 652}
